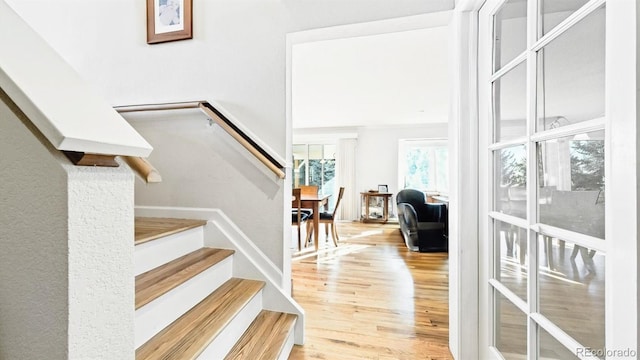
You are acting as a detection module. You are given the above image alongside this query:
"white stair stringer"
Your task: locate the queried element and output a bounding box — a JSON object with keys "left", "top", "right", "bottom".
{"left": 135, "top": 226, "right": 204, "bottom": 276}
{"left": 278, "top": 320, "right": 297, "bottom": 360}
{"left": 196, "top": 290, "right": 264, "bottom": 360}
{"left": 135, "top": 255, "right": 233, "bottom": 348}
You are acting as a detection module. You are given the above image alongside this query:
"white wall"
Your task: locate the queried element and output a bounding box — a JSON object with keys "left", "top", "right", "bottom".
{"left": 0, "top": 93, "right": 135, "bottom": 360}
{"left": 292, "top": 26, "right": 450, "bottom": 129}
{"left": 5, "top": 0, "right": 454, "bottom": 273}
{"left": 355, "top": 123, "right": 448, "bottom": 199}
{"left": 0, "top": 94, "right": 68, "bottom": 359}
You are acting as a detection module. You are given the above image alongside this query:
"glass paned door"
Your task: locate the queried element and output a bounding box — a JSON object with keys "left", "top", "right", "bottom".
{"left": 480, "top": 0, "right": 607, "bottom": 358}
{"left": 539, "top": 0, "right": 591, "bottom": 37}
{"left": 493, "top": 62, "right": 527, "bottom": 142}
{"left": 493, "top": 0, "right": 527, "bottom": 71}
{"left": 495, "top": 145, "right": 527, "bottom": 218}
{"left": 536, "top": 6, "right": 605, "bottom": 131}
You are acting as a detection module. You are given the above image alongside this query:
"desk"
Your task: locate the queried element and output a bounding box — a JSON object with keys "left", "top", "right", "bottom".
{"left": 360, "top": 192, "right": 393, "bottom": 223}
{"left": 430, "top": 195, "right": 449, "bottom": 204}
{"left": 298, "top": 194, "right": 329, "bottom": 251}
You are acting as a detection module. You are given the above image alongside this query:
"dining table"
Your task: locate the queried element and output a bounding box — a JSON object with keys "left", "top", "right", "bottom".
{"left": 296, "top": 192, "right": 330, "bottom": 251}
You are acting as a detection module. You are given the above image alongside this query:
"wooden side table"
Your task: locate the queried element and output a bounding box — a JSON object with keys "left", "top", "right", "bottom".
{"left": 360, "top": 192, "right": 393, "bottom": 223}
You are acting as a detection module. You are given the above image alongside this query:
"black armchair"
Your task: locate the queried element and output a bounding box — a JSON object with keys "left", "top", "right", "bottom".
{"left": 396, "top": 189, "right": 448, "bottom": 252}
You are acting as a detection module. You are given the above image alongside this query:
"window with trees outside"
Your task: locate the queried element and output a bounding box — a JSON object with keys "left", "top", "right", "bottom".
{"left": 398, "top": 139, "right": 448, "bottom": 194}
{"left": 292, "top": 144, "right": 336, "bottom": 208}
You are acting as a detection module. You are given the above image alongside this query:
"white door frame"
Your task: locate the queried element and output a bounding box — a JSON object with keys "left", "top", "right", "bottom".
{"left": 606, "top": 0, "right": 639, "bottom": 354}
{"left": 449, "top": 1, "right": 485, "bottom": 358}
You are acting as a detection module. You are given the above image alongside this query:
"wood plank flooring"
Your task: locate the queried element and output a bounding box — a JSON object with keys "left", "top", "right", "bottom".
{"left": 290, "top": 221, "right": 452, "bottom": 360}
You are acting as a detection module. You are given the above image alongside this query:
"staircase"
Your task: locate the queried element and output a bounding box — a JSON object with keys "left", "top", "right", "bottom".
{"left": 134, "top": 217, "right": 297, "bottom": 360}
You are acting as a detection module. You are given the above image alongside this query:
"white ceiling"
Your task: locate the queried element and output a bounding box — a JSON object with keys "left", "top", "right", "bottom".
{"left": 292, "top": 25, "right": 450, "bottom": 129}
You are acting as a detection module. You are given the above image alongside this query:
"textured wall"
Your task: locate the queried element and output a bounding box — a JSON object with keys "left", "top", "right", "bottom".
{"left": 66, "top": 163, "right": 134, "bottom": 359}
{"left": 0, "top": 92, "right": 135, "bottom": 359}
{"left": 0, "top": 92, "right": 69, "bottom": 359}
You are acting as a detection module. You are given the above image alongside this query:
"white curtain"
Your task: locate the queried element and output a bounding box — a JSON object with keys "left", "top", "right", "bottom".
{"left": 336, "top": 138, "right": 358, "bottom": 220}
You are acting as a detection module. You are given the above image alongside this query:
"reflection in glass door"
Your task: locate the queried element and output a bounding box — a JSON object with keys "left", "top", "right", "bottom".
{"left": 480, "top": 0, "right": 606, "bottom": 358}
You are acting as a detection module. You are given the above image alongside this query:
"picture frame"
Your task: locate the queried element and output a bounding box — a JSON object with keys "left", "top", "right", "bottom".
{"left": 378, "top": 184, "right": 388, "bottom": 193}
{"left": 147, "top": 0, "right": 193, "bottom": 44}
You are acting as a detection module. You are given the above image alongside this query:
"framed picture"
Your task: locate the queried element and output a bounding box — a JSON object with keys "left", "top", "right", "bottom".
{"left": 378, "top": 184, "right": 388, "bottom": 193}
{"left": 147, "top": 0, "right": 193, "bottom": 44}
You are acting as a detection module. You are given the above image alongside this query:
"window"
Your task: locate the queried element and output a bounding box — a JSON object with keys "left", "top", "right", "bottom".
{"left": 292, "top": 144, "right": 336, "bottom": 206}
{"left": 398, "top": 139, "right": 448, "bottom": 193}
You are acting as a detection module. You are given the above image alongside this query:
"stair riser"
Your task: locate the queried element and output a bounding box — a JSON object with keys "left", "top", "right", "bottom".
{"left": 196, "top": 292, "right": 263, "bottom": 360}
{"left": 135, "top": 227, "right": 204, "bottom": 276}
{"left": 135, "top": 256, "right": 233, "bottom": 348}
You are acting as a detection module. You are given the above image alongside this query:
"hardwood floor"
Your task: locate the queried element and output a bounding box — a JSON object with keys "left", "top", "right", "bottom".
{"left": 289, "top": 221, "right": 452, "bottom": 360}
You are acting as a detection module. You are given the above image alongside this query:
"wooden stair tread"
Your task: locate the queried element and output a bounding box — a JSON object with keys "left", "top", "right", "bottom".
{"left": 136, "top": 278, "right": 265, "bottom": 360}
{"left": 135, "top": 217, "right": 207, "bottom": 245}
{"left": 136, "top": 248, "right": 235, "bottom": 309}
{"left": 224, "top": 310, "right": 297, "bottom": 360}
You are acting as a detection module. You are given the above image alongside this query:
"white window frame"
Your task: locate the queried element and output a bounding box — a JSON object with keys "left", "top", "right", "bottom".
{"left": 397, "top": 138, "right": 449, "bottom": 194}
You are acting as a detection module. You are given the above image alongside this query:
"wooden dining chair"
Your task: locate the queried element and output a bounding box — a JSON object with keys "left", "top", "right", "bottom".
{"left": 292, "top": 188, "right": 312, "bottom": 251}
{"left": 299, "top": 185, "right": 318, "bottom": 197}
{"left": 307, "top": 187, "right": 345, "bottom": 247}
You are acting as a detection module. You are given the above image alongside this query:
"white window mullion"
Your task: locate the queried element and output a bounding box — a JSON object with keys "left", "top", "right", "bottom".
{"left": 526, "top": 1, "right": 540, "bottom": 360}
{"left": 530, "top": 313, "right": 601, "bottom": 360}
{"left": 532, "top": 0, "right": 606, "bottom": 53}
{"left": 489, "top": 346, "right": 508, "bottom": 360}
{"left": 490, "top": 53, "right": 528, "bottom": 83}
{"left": 478, "top": 3, "right": 496, "bottom": 355}
{"left": 488, "top": 137, "right": 528, "bottom": 151}
{"left": 490, "top": 279, "right": 529, "bottom": 313}
{"left": 529, "top": 117, "right": 605, "bottom": 143}
{"left": 489, "top": 211, "right": 528, "bottom": 229}
{"left": 525, "top": 1, "right": 538, "bottom": 359}
{"left": 532, "top": 223, "right": 606, "bottom": 252}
